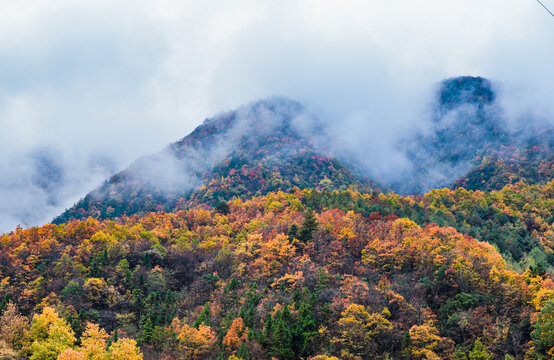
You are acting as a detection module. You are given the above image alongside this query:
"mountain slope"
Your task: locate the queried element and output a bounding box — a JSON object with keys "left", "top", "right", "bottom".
{"left": 54, "top": 98, "right": 371, "bottom": 224}
{"left": 54, "top": 77, "right": 554, "bottom": 224}
{"left": 394, "top": 76, "right": 553, "bottom": 193}
{"left": 2, "top": 186, "right": 553, "bottom": 359}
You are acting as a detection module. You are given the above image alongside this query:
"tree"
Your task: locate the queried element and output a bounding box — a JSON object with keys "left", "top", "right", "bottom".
{"left": 109, "top": 338, "right": 142, "bottom": 360}
{"left": 30, "top": 322, "right": 76, "bottom": 360}
{"left": 401, "top": 331, "right": 412, "bottom": 359}
{"left": 143, "top": 252, "right": 151, "bottom": 268}
{"left": 29, "top": 307, "right": 76, "bottom": 360}
{"left": 297, "top": 300, "right": 317, "bottom": 356}
{"left": 337, "top": 303, "right": 371, "bottom": 357}
{"left": 336, "top": 303, "right": 392, "bottom": 358}
{"left": 227, "top": 356, "right": 244, "bottom": 360}
{"left": 0, "top": 340, "right": 19, "bottom": 360}
{"left": 453, "top": 348, "right": 468, "bottom": 360}
{"left": 176, "top": 323, "right": 216, "bottom": 359}
{"left": 288, "top": 224, "right": 299, "bottom": 241}
{"left": 223, "top": 317, "right": 248, "bottom": 352}
{"left": 57, "top": 349, "right": 86, "bottom": 360}
{"left": 80, "top": 323, "right": 109, "bottom": 360}
{"left": 140, "top": 317, "right": 154, "bottom": 344}
{"left": 83, "top": 278, "right": 118, "bottom": 307}
{"left": 468, "top": 338, "right": 491, "bottom": 360}
{"left": 299, "top": 209, "right": 318, "bottom": 242}
{"left": 531, "top": 300, "right": 554, "bottom": 357}
{"left": 271, "top": 317, "right": 293, "bottom": 360}
{"left": 408, "top": 321, "right": 454, "bottom": 360}
{"left": 215, "top": 201, "right": 230, "bottom": 215}
{"left": 0, "top": 302, "right": 29, "bottom": 352}
{"left": 193, "top": 302, "right": 211, "bottom": 328}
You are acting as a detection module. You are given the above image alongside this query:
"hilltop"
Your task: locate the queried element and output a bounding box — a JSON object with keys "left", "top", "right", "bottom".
{"left": 394, "top": 76, "right": 553, "bottom": 193}
{"left": 54, "top": 98, "right": 371, "bottom": 224}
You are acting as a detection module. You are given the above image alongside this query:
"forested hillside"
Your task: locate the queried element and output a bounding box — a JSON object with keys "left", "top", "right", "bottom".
{"left": 2, "top": 181, "right": 554, "bottom": 359}
{"left": 2, "top": 77, "right": 553, "bottom": 360}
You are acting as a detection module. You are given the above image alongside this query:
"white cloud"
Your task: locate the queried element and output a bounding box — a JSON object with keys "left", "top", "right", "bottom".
{"left": 1, "top": 0, "right": 553, "bottom": 232}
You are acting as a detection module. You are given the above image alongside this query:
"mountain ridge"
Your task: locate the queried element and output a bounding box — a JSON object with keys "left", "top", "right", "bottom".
{"left": 54, "top": 97, "right": 372, "bottom": 224}
{"left": 54, "top": 77, "right": 554, "bottom": 224}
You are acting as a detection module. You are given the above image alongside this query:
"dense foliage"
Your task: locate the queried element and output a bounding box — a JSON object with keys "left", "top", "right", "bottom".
{"left": 2, "top": 182, "right": 554, "bottom": 359}
{"left": 303, "top": 180, "right": 554, "bottom": 272}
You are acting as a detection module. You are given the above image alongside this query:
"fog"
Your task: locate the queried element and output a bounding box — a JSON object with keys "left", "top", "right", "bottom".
{"left": 1, "top": 0, "right": 554, "bottom": 232}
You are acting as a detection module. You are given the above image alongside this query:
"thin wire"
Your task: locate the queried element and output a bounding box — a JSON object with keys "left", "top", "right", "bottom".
{"left": 535, "top": 0, "right": 554, "bottom": 17}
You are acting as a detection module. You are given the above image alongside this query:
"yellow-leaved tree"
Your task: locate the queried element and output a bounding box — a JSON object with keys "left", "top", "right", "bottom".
{"left": 173, "top": 318, "right": 216, "bottom": 359}
{"left": 222, "top": 317, "right": 248, "bottom": 352}
{"left": 30, "top": 307, "right": 76, "bottom": 360}
{"left": 80, "top": 323, "right": 109, "bottom": 360}
{"left": 108, "top": 338, "right": 142, "bottom": 360}
{"left": 57, "top": 349, "right": 86, "bottom": 360}
{"left": 56, "top": 322, "right": 143, "bottom": 360}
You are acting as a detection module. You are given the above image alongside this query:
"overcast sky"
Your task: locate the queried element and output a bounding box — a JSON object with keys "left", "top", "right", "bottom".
{"left": 1, "top": 0, "right": 553, "bottom": 232}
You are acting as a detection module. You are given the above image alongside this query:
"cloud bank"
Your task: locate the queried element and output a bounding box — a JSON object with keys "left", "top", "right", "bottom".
{"left": 1, "top": 0, "right": 554, "bottom": 232}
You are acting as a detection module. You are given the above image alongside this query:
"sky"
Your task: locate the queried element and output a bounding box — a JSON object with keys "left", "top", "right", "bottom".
{"left": 1, "top": 0, "right": 554, "bottom": 232}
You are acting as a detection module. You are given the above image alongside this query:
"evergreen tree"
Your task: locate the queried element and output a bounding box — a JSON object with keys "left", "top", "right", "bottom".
{"left": 0, "top": 294, "right": 11, "bottom": 313}
{"left": 229, "top": 277, "right": 238, "bottom": 291}
{"left": 237, "top": 342, "right": 249, "bottom": 360}
{"left": 263, "top": 313, "right": 273, "bottom": 346}
{"left": 297, "top": 301, "right": 317, "bottom": 356}
{"left": 299, "top": 209, "right": 318, "bottom": 242}
{"left": 143, "top": 252, "right": 151, "bottom": 268}
{"left": 288, "top": 224, "right": 299, "bottom": 241}
{"left": 216, "top": 201, "right": 230, "bottom": 214}
{"left": 469, "top": 338, "right": 491, "bottom": 360}
{"left": 223, "top": 278, "right": 239, "bottom": 308}
{"left": 141, "top": 317, "right": 154, "bottom": 344}
{"left": 101, "top": 249, "right": 109, "bottom": 265}
{"left": 401, "top": 331, "right": 412, "bottom": 359}
{"left": 271, "top": 318, "right": 293, "bottom": 360}
{"left": 194, "top": 302, "right": 211, "bottom": 328}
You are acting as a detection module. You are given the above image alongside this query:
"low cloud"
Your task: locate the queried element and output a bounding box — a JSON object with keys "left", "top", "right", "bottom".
{"left": 1, "top": 0, "right": 554, "bottom": 232}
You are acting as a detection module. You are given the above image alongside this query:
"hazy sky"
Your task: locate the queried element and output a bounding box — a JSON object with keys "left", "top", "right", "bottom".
{"left": 1, "top": 0, "right": 553, "bottom": 232}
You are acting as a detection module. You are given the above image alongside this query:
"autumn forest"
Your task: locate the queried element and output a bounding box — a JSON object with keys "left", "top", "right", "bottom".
{"left": 1, "top": 78, "right": 554, "bottom": 360}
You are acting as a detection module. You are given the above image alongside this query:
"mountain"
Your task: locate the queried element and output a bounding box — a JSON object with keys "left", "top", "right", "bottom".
{"left": 394, "top": 76, "right": 554, "bottom": 193}
{"left": 2, "top": 77, "right": 554, "bottom": 360}
{"left": 54, "top": 98, "right": 372, "bottom": 224}
{"left": 55, "top": 77, "right": 553, "bottom": 224}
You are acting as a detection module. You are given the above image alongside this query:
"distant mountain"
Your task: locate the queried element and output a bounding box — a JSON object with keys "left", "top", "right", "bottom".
{"left": 54, "top": 77, "right": 553, "bottom": 223}
{"left": 392, "top": 76, "right": 553, "bottom": 193}
{"left": 54, "top": 98, "right": 372, "bottom": 223}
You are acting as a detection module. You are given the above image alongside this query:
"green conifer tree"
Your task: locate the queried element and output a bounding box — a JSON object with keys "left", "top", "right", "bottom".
{"left": 469, "top": 338, "right": 491, "bottom": 360}
{"left": 194, "top": 302, "right": 211, "bottom": 328}
{"left": 299, "top": 209, "right": 318, "bottom": 242}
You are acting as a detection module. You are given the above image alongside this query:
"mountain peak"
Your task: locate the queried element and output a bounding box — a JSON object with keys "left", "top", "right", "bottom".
{"left": 242, "top": 96, "right": 305, "bottom": 114}
{"left": 53, "top": 97, "right": 367, "bottom": 223}
{"left": 438, "top": 76, "right": 495, "bottom": 112}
